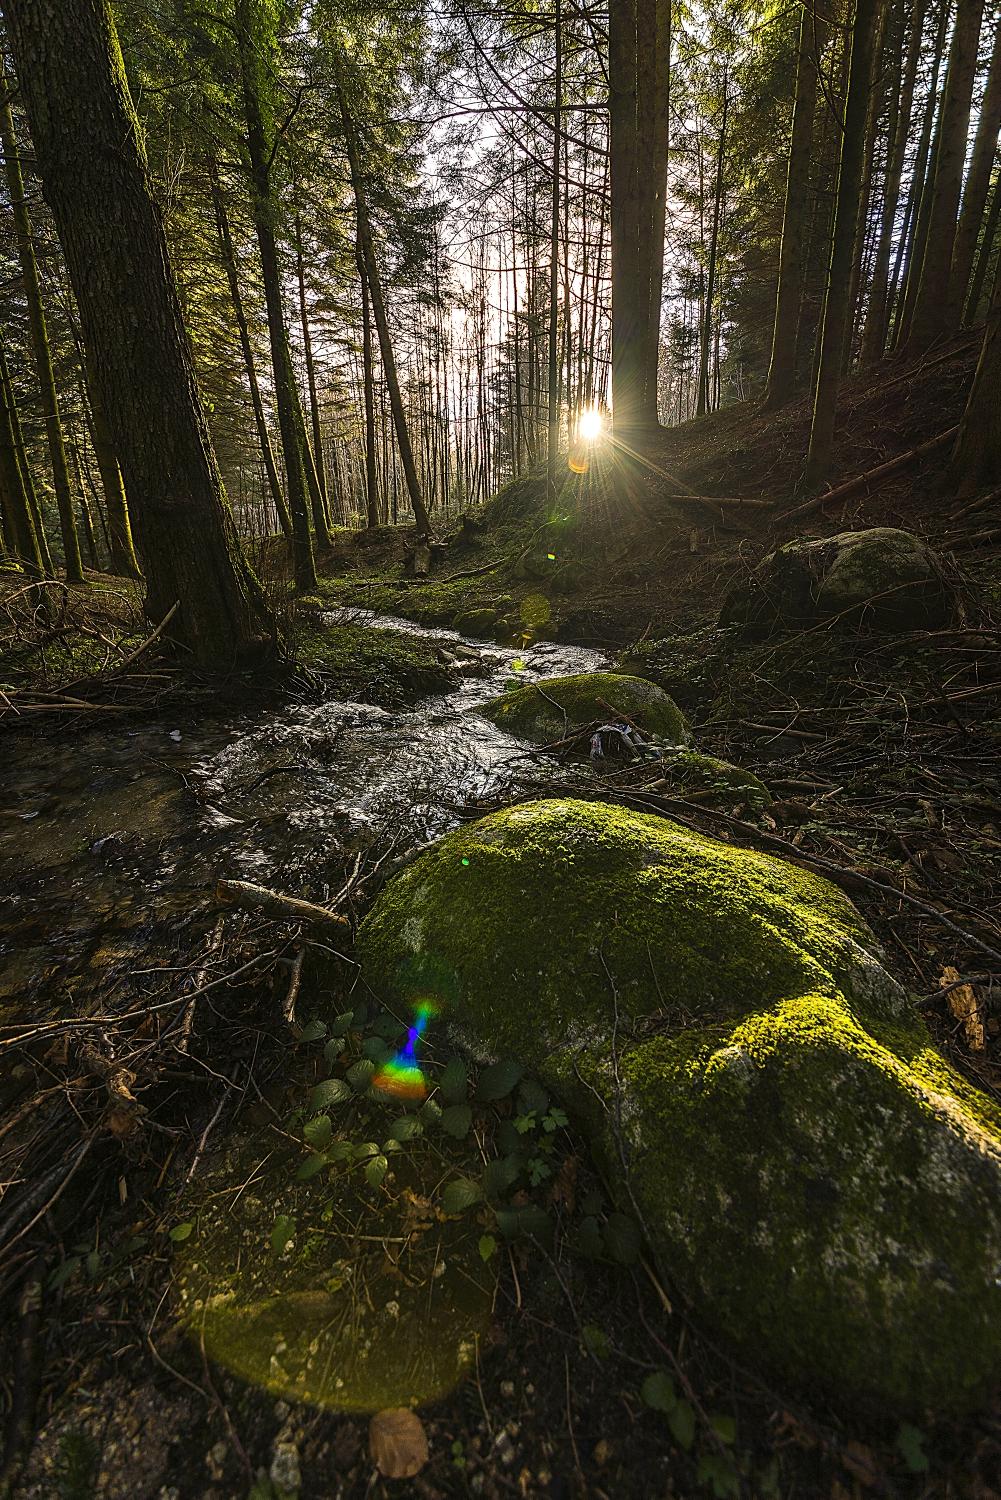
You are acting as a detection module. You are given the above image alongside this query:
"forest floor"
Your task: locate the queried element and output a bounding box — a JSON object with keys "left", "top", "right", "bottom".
{"left": 2, "top": 336, "right": 1001, "bottom": 1499}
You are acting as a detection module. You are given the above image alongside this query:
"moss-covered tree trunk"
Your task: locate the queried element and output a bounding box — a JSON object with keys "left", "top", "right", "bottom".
{"left": 0, "top": 53, "right": 83, "bottom": 583}
{"left": 948, "top": 16, "right": 1001, "bottom": 322}
{"left": 2, "top": 0, "right": 272, "bottom": 663}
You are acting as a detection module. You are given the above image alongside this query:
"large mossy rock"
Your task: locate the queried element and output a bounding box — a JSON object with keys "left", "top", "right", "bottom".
{"left": 721, "top": 528, "right": 953, "bottom": 633}
{"left": 358, "top": 799, "right": 1001, "bottom": 1413}
{"left": 478, "top": 672, "right": 688, "bottom": 745}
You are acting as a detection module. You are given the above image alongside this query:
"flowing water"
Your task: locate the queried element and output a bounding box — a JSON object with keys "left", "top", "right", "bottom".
{"left": 1, "top": 614, "right": 608, "bottom": 1412}
{"left": 0, "top": 612, "right": 608, "bottom": 1023}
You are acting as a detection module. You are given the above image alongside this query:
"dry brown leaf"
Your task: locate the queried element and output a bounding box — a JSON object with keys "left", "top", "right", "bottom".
{"left": 369, "top": 1407, "right": 429, "bottom": 1479}
{"left": 941, "top": 964, "right": 985, "bottom": 1052}
{"left": 841, "top": 1440, "right": 881, "bottom": 1488}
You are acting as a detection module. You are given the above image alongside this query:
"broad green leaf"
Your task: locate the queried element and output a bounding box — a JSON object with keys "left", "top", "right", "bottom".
{"left": 603, "top": 1211, "right": 641, "bottom": 1265}
{"left": 641, "top": 1370, "right": 677, "bottom": 1413}
{"left": 573, "top": 1215, "right": 604, "bottom": 1259}
{"left": 440, "top": 1103, "right": 473, "bottom": 1139}
{"left": 299, "top": 1018, "right": 326, "bottom": 1043}
{"left": 347, "top": 1058, "right": 377, "bottom": 1092}
{"left": 478, "top": 1233, "right": 497, "bottom": 1262}
{"left": 327, "top": 1140, "right": 355, "bottom": 1162}
{"left": 388, "top": 1115, "right": 423, "bottom": 1143}
{"left": 896, "top": 1422, "right": 929, "bottom": 1474}
{"left": 362, "top": 1035, "right": 391, "bottom": 1063}
{"left": 303, "top": 1114, "right": 333, "bottom": 1150}
{"left": 169, "top": 1221, "right": 194, "bottom": 1243}
{"left": 482, "top": 1153, "right": 522, "bottom": 1199}
{"left": 353, "top": 1140, "right": 381, "bottom": 1160}
{"left": 440, "top": 1057, "right": 468, "bottom": 1105}
{"left": 668, "top": 1399, "right": 695, "bottom": 1450}
{"left": 442, "top": 1176, "right": 483, "bottom": 1215}
{"left": 477, "top": 1058, "right": 524, "bottom": 1102}
{"left": 582, "top": 1324, "right": 610, "bottom": 1360}
{"left": 711, "top": 1414, "right": 736, "bottom": 1445}
{"left": 296, "top": 1152, "right": 329, "bottom": 1181}
{"left": 371, "top": 1011, "right": 404, "bottom": 1039}
{"left": 542, "top": 1107, "right": 569, "bottom": 1132}
{"left": 333, "top": 1010, "right": 355, "bottom": 1033}
{"left": 270, "top": 1215, "right": 296, "bottom": 1255}
{"left": 323, "top": 1035, "right": 346, "bottom": 1065}
{"left": 419, "top": 1097, "right": 442, "bottom": 1125}
{"left": 696, "top": 1453, "right": 740, "bottom": 1498}
{"left": 516, "top": 1078, "right": 549, "bottom": 1116}
{"left": 309, "top": 1077, "right": 351, "bottom": 1110}
{"left": 364, "top": 1154, "right": 389, "bottom": 1189}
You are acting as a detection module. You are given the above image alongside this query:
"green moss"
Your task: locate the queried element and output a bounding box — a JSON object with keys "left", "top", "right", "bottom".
{"left": 358, "top": 799, "right": 1001, "bottom": 1413}
{"left": 478, "top": 672, "right": 688, "bottom": 745}
{"left": 294, "top": 621, "right": 452, "bottom": 706}
{"left": 618, "top": 626, "right": 739, "bottom": 709}
{"left": 656, "top": 746, "right": 771, "bottom": 809}
{"left": 452, "top": 606, "right": 498, "bottom": 637}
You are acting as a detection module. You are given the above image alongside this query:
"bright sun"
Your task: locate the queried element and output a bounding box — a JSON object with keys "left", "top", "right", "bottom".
{"left": 577, "top": 406, "right": 604, "bottom": 443}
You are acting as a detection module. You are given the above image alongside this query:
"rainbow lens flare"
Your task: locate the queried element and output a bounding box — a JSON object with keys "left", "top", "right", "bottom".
{"left": 373, "top": 1001, "right": 436, "bottom": 1100}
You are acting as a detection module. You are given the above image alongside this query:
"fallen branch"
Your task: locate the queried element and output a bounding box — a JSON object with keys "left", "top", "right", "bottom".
{"left": 658, "top": 493, "right": 773, "bottom": 510}
{"left": 778, "top": 426, "right": 958, "bottom": 523}
{"left": 215, "top": 878, "right": 350, "bottom": 931}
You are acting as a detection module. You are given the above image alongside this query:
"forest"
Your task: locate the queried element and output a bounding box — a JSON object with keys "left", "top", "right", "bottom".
{"left": 1, "top": 0, "right": 1001, "bottom": 1494}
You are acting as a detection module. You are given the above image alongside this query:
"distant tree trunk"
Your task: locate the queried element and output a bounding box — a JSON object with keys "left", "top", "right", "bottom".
{"left": 907, "top": 0, "right": 986, "bottom": 352}
{"left": 358, "top": 241, "right": 379, "bottom": 529}
{"left": 84, "top": 352, "right": 140, "bottom": 576}
{"left": 641, "top": 0, "right": 671, "bottom": 426}
{"left": 0, "top": 52, "right": 83, "bottom": 582}
{"left": 336, "top": 72, "right": 431, "bottom": 537}
{"left": 844, "top": 0, "right": 889, "bottom": 368}
{"left": 948, "top": 16, "right": 1001, "bottom": 320}
{"left": 697, "top": 76, "right": 728, "bottom": 417}
{"left": 952, "top": 273, "right": 1001, "bottom": 490}
{"left": 547, "top": 0, "right": 562, "bottom": 503}
{"left": 804, "top": 0, "right": 883, "bottom": 487}
{"left": 862, "top": 0, "right": 927, "bottom": 364}
{"left": 609, "top": 0, "right": 641, "bottom": 435}
{"left": 235, "top": 0, "right": 318, "bottom": 586}
{"left": 208, "top": 157, "right": 291, "bottom": 540}
{"left": 0, "top": 335, "right": 43, "bottom": 576}
{"left": 3, "top": 0, "right": 272, "bottom": 662}
{"left": 965, "top": 169, "right": 1001, "bottom": 321}
{"left": 764, "top": 1, "right": 824, "bottom": 407}
{"left": 295, "top": 207, "right": 329, "bottom": 520}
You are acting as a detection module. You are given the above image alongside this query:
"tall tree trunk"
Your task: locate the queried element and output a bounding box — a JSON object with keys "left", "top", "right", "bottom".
{"left": 547, "top": 0, "right": 562, "bottom": 502}
{"left": 804, "top": 0, "right": 883, "bottom": 487}
{"left": 336, "top": 70, "right": 431, "bottom": 537}
{"left": 948, "top": 15, "right": 1001, "bottom": 319}
{"left": 844, "top": 0, "right": 889, "bottom": 369}
{"left": 358, "top": 240, "right": 379, "bottom": 529}
{"left": 80, "top": 346, "right": 140, "bottom": 577}
{"left": 965, "top": 168, "right": 1001, "bottom": 321}
{"left": 907, "top": 0, "right": 986, "bottom": 351}
{"left": 295, "top": 207, "right": 329, "bottom": 521}
{"left": 952, "top": 272, "right": 1001, "bottom": 490}
{"left": 697, "top": 77, "right": 728, "bottom": 417}
{"left": 764, "top": 2, "right": 825, "bottom": 407}
{"left": 609, "top": 0, "right": 642, "bottom": 435}
{"left": 641, "top": 0, "right": 671, "bottom": 426}
{"left": 0, "top": 335, "right": 43, "bottom": 576}
{"left": 862, "top": 0, "right": 927, "bottom": 363}
{"left": 3, "top": 0, "right": 272, "bottom": 662}
{"left": 0, "top": 52, "right": 83, "bottom": 582}
{"left": 235, "top": 0, "right": 318, "bottom": 587}
{"left": 208, "top": 157, "right": 291, "bottom": 540}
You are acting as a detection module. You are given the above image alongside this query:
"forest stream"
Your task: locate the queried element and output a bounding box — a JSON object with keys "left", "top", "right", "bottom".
{"left": 1, "top": 615, "right": 610, "bottom": 1418}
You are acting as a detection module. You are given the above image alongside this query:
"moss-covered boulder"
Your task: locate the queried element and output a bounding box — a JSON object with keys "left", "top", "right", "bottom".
{"left": 619, "top": 626, "right": 739, "bottom": 709}
{"left": 478, "top": 672, "right": 688, "bottom": 745}
{"left": 657, "top": 746, "right": 771, "bottom": 810}
{"left": 721, "top": 528, "right": 954, "bottom": 633}
{"left": 358, "top": 799, "right": 1001, "bottom": 1413}
{"left": 452, "top": 606, "right": 499, "bottom": 638}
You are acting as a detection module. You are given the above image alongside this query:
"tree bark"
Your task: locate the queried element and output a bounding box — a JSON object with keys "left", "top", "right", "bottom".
{"left": 208, "top": 157, "right": 292, "bottom": 540}
{"left": 952, "top": 273, "right": 1001, "bottom": 491}
{"left": 763, "top": 2, "right": 825, "bottom": 407}
{"left": 358, "top": 239, "right": 379, "bottom": 529}
{"left": 336, "top": 70, "right": 431, "bottom": 537}
{"left": 235, "top": 0, "right": 318, "bottom": 586}
{"left": 295, "top": 206, "right": 329, "bottom": 524}
{"left": 0, "top": 334, "right": 43, "bottom": 576}
{"left": 609, "top": 0, "right": 642, "bottom": 435}
{"left": 907, "top": 0, "right": 987, "bottom": 352}
{"left": 2, "top": 0, "right": 272, "bottom": 663}
{"left": 862, "top": 0, "right": 927, "bottom": 363}
{"left": 803, "top": 0, "right": 884, "bottom": 487}
{"left": 547, "top": 0, "right": 562, "bottom": 503}
{"left": 0, "top": 53, "right": 83, "bottom": 582}
{"left": 697, "top": 76, "right": 728, "bottom": 417}
{"left": 948, "top": 15, "right": 1001, "bottom": 321}
{"left": 965, "top": 167, "right": 1001, "bottom": 321}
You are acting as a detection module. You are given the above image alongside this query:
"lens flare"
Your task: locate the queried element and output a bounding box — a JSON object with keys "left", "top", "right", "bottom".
{"left": 373, "top": 1001, "right": 436, "bottom": 1100}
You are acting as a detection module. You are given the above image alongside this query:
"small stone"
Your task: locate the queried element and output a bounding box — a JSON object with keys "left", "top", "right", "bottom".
{"left": 269, "top": 1440, "right": 302, "bottom": 1495}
